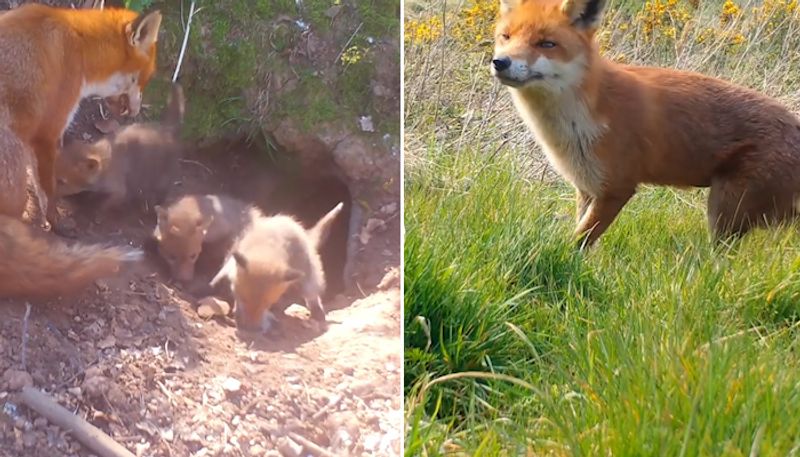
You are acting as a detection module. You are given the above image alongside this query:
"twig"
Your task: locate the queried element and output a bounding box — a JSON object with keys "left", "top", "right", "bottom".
{"left": 20, "top": 387, "right": 136, "bottom": 457}
{"left": 287, "top": 432, "right": 340, "bottom": 457}
{"left": 311, "top": 394, "right": 343, "bottom": 420}
{"left": 21, "top": 303, "right": 31, "bottom": 371}
{"left": 335, "top": 22, "right": 363, "bottom": 64}
{"left": 179, "top": 158, "right": 214, "bottom": 175}
{"left": 172, "top": 0, "right": 197, "bottom": 82}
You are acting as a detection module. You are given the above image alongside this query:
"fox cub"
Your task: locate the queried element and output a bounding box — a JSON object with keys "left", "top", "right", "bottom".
{"left": 211, "top": 203, "right": 343, "bottom": 333}
{"left": 154, "top": 194, "right": 264, "bottom": 283}
{"left": 56, "top": 82, "right": 185, "bottom": 212}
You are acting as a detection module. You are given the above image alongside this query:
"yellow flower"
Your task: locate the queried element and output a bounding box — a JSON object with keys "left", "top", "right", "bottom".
{"left": 720, "top": 0, "right": 741, "bottom": 24}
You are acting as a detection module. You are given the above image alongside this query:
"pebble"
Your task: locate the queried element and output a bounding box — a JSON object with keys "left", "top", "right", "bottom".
{"left": 3, "top": 369, "right": 33, "bottom": 391}
{"left": 276, "top": 437, "right": 302, "bottom": 457}
{"left": 21, "top": 431, "right": 37, "bottom": 448}
{"left": 222, "top": 377, "right": 241, "bottom": 393}
{"left": 249, "top": 444, "right": 266, "bottom": 456}
{"left": 197, "top": 297, "right": 231, "bottom": 319}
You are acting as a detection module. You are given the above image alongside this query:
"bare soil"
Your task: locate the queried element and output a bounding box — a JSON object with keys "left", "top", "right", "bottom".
{"left": 0, "top": 68, "right": 401, "bottom": 457}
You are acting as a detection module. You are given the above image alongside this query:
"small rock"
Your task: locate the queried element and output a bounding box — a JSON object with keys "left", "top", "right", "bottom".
{"left": 97, "top": 335, "right": 116, "bottom": 350}
{"left": 358, "top": 116, "right": 375, "bottom": 132}
{"left": 82, "top": 375, "right": 111, "bottom": 398}
{"left": 106, "top": 385, "right": 128, "bottom": 410}
{"left": 276, "top": 437, "right": 302, "bottom": 457}
{"left": 359, "top": 218, "right": 386, "bottom": 245}
{"left": 197, "top": 297, "right": 231, "bottom": 319}
{"left": 350, "top": 381, "right": 375, "bottom": 398}
{"left": 376, "top": 267, "right": 400, "bottom": 290}
{"left": 84, "top": 366, "right": 104, "bottom": 379}
{"left": 94, "top": 279, "right": 109, "bottom": 293}
{"left": 249, "top": 444, "right": 266, "bottom": 456}
{"left": 380, "top": 202, "right": 397, "bottom": 215}
{"left": 67, "top": 387, "right": 82, "bottom": 398}
{"left": 81, "top": 132, "right": 92, "bottom": 141}
{"left": 3, "top": 370, "right": 33, "bottom": 391}
{"left": 221, "top": 377, "right": 241, "bottom": 393}
{"left": 21, "top": 431, "right": 37, "bottom": 448}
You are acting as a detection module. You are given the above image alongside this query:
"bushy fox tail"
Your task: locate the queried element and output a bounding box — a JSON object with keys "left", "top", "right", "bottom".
{"left": 161, "top": 82, "right": 185, "bottom": 135}
{"left": 307, "top": 202, "right": 344, "bottom": 249}
{"left": 0, "top": 216, "right": 143, "bottom": 299}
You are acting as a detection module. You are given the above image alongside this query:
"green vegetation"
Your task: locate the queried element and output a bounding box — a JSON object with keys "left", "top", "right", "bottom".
{"left": 123, "top": 0, "right": 154, "bottom": 13}
{"left": 405, "top": 0, "right": 800, "bottom": 454}
{"left": 145, "top": 0, "right": 398, "bottom": 140}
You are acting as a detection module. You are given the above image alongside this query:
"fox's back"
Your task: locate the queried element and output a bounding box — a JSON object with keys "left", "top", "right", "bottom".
{"left": 238, "top": 216, "right": 324, "bottom": 293}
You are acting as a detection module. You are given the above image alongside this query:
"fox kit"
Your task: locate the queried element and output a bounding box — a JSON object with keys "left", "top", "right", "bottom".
{"left": 492, "top": 0, "right": 800, "bottom": 246}
{"left": 154, "top": 194, "right": 264, "bottom": 283}
{"left": 0, "top": 4, "right": 162, "bottom": 225}
{"left": 56, "top": 82, "right": 185, "bottom": 211}
{"left": 211, "top": 202, "right": 344, "bottom": 333}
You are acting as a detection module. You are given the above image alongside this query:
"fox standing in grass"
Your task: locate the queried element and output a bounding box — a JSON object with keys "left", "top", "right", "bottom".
{"left": 492, "top": 0, "right": 800, "bottom": 246}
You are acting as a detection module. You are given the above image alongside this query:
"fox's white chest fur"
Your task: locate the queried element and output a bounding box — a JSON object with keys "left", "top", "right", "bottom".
{"left": 510, "top": 89, "right": 606, "bottom": 197}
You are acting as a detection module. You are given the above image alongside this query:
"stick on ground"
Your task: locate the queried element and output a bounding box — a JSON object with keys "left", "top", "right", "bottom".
{"left": 288, "top": 432, "right": 340, "bottom": 457}
{"left": 20, "top": 386, "right": 135, "bottom": 457}
{"left": 20, "top": 303, "right": 31, "bottom": 371}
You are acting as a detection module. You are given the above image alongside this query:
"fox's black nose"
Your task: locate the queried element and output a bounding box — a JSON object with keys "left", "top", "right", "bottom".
{"left": 492, "top": 57, "right": 512, "bottom": 72}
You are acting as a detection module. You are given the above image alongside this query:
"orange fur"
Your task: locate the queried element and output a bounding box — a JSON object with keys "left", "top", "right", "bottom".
{"left": 493, "top": 0, "right": 800, "bottom": 245}
{"left": 211, "top": 203, "right": 343, "bottom": 332}
{"left": 0, "top": 214, "right": 142, "bottom": 299}
{"left": 0, "top": 4, "right": 162, "bottom": 225}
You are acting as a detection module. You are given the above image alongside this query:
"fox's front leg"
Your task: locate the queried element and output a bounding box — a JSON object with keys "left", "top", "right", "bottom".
{"left": 32, "top": 136, "right": 59, "bottom": 227}
{"left": 576, "top": 189, "right": 593, "bottom": 224}
{"left": 574, "top": 190, "right": 634, "bottom": 248}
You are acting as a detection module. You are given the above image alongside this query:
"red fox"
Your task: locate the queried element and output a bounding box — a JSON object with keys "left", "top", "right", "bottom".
{"left": 0, "top": 4, "right": 162, "bottom": 225}
{"left": 492, "top": 0, "right": 800, "bottom": 246}
{"left": 210, "top": 202, "right": 344, "bottom": 333}
{"left": 153, "top": 194, "right": 264, "bottom": 283}
{"left": 56, "top": 82, "right": 185, "bottom": 211}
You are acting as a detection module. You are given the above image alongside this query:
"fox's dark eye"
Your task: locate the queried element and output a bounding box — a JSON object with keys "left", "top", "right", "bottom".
{"left": 538, "top": 40, "right": 557, "bottom": 49}
{"left": 500, "top": 32, "right": 510, "bottom": 40}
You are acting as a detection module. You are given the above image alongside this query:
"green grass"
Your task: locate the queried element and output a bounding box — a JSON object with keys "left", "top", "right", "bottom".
{"left": 405, "top": 149, "right": 800, "bottom": 455}
{"left": 404, "top": 0, "right": 800, "bottom": 445}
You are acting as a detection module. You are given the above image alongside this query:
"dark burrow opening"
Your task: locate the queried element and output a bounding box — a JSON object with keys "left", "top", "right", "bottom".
{"left": 261, "top": 175, "right": 352, "bottom": 299}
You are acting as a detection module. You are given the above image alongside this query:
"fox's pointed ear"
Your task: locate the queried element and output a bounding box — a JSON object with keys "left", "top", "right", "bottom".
{"left": 232, "top": 252, "right": 248, "bottom": 270}
{"left": 127, "top": 10, "right": 162, "bottom": 52}
{"left": 499, "top": 0, "right": 524, "bottom": 14}
{"left": 84, "top": 156, "right": 100, "bottom": 172}
{"left": 562, "top": 0, "right": 607, "bottom": 29}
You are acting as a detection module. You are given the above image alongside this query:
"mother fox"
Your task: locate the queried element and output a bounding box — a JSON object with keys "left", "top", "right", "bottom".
{"left": 492, "top": 0, "right": 800, "bottom": 246}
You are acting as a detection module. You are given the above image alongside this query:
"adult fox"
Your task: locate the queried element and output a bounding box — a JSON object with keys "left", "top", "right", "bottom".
{"left": 0, "top": 3, "right": 162, "bottom": 225}
{"left": 492, "top": 0, "right": 800, "bottom": 246}
{"left": 0, "top": 4, "right": 160, "bottom": 298}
